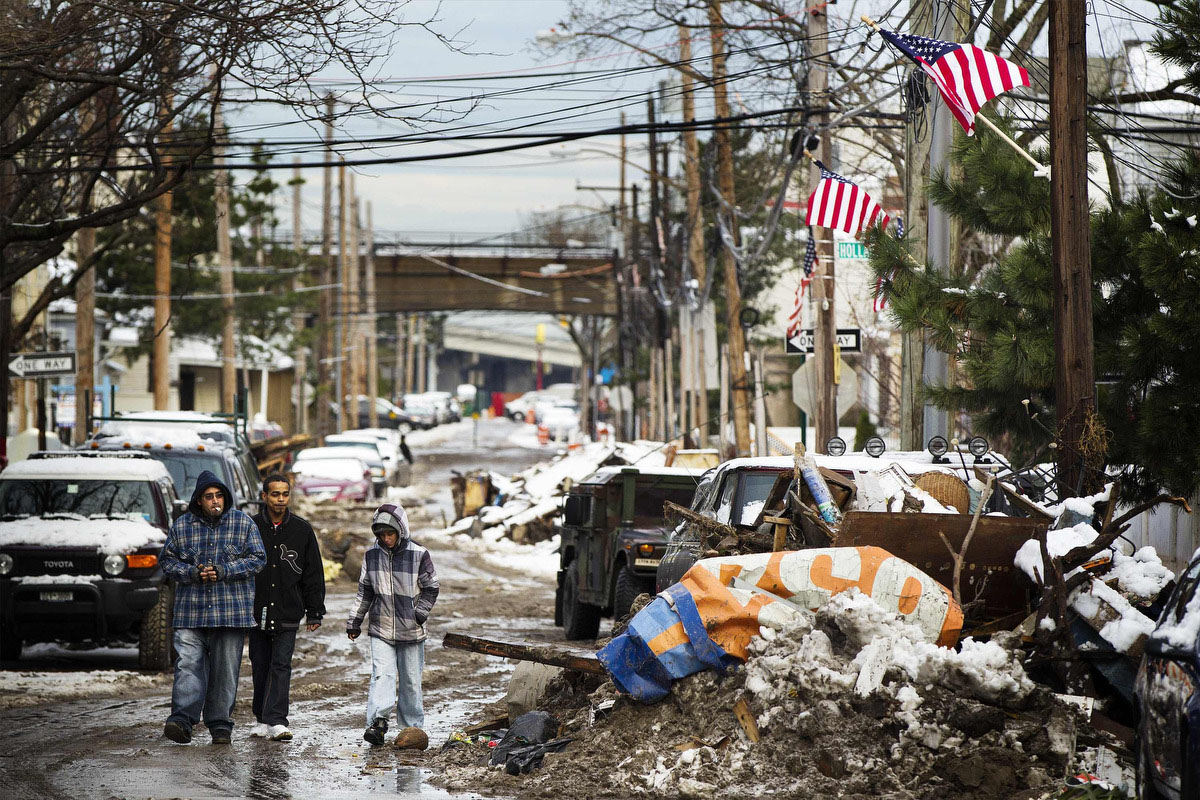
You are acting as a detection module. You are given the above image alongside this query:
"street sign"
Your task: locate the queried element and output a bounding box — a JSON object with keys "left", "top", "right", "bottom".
{"left": 785, "top": 328, "right": 861, "bottom": 354}
{"left": 8, "top": 351, "right": 76, "bottom": 378}
{"left": 836, "top": 241, "right": 870, "bottom": 260}
{"left": 792, "top": 358, "right": 859, "bottom": 417}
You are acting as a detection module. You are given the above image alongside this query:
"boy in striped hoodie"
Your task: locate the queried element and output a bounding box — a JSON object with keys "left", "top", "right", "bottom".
{"left": 347, "top": 503, "right": 439, "bottom": 746}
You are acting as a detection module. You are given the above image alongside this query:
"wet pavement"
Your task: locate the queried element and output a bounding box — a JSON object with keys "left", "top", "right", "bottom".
{"left": 0, "top": 417, "right": 565, "bottom": 799}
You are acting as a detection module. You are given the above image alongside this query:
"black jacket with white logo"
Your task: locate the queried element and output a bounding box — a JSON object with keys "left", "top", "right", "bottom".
{"left": 250, "top": 509, "right": 326, "bottom": 631}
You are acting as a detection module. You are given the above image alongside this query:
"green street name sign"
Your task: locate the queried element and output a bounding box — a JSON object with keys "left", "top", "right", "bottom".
{"left": 836, "top": 241, "right": 869, "bottom": 260}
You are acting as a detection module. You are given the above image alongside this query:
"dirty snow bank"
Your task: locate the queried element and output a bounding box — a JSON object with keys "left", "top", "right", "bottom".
{"left": 431, "top": 588, "right": 1075, "bottom": 800}
{"left": 0, "top": 668, "right": 168, "bottom": 709}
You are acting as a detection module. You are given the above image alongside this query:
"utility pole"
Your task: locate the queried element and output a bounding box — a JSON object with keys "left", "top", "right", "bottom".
{"left": 680, "top": 25, "right": 709, "bottom": 443}
{"left": 291, "top": 159, "right": 307, "bottom": 435}
{"left": 336, "top": 160, "right": 348, "bottom": 433}
{"left": 366, "top": 202, "right": 379, "bottom": 427}
{"left": 393, "top": 313, "right": 404, "bottom": 402}
{"left": 316, "top": 95, "right": 334, "bottom": 443}
{"left": 416, "top": 315, "right": 427, "bottom": 393}
{"left": 922, "top": 0, "right": 967, "bottom": 444}
{"left": 349, "top": 183, "right": 362, "bottom": 403}
{"left": 404, "top": 314, "right": 416, "bottom": 395}
{"left": 1050, "top": 0, "right": 1095, "bottom": 493}
{"left": 153, "top": 103, "right": 175, "bottom": 410}
{"left": 809, "top": 3, "right": 839, "bottom": 452}
{"left": 215, "top": 100, "right": 236, "bottom": 413}
{"left": 709, "top": 0, "right": 752, "bottom": 456}
{"left": 73, "top": 227, "right": 95, "bottom": 443}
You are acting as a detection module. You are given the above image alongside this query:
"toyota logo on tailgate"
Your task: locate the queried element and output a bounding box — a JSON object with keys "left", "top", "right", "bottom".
{"left": 44, "top": 559, "right": 74, "bottom": 569}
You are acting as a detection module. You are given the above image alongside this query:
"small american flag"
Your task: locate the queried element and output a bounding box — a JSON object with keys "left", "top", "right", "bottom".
{"left": 788, "top": 231, "right": 818, "bottom": 338}
{"left": 805, "top": 162, "right": 889, "bottom": 236}
{"left": 879, "top": 27, "right": 1029, "bottom": 136}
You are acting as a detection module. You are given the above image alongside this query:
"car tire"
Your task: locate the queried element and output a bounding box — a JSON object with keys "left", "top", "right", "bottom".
{"left": 613, "top": 565, "right": 649, "bottom": 621}
{"left": 139, "top": 583, "right": 175, "bottom": 672}
{"left": 0, "top": 625, "right": 21, "bottom": 663}
{"left": 510, "top": 412, "right": 524, "bottom": 423}
{"left": 562, "top": 561, "right": 600, "bottom": 640}
{"left": 397, "top": 423, "right": 412, "bottom": 434}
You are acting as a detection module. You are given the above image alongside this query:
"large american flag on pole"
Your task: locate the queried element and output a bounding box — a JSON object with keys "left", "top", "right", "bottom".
{"left": 878, "top": 27, "right": 1029, "bottom": 136}
{"left": 805, "top": 161, "right": 889, "bottom": 236}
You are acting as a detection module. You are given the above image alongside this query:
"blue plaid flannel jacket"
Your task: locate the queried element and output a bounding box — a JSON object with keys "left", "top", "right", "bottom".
{"left": 160, "top": 491, "right": 265, "bottom": 629}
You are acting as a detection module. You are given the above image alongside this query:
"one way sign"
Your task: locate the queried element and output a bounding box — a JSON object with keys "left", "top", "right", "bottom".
{"left": 8, "top": 351, "right": 76, "bottom": 378}
{"left": 785, "top": 328, "right": 861, "bottom": 354}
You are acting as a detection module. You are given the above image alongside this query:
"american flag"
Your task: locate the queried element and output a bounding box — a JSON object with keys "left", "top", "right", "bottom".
{"left": 805, "top": 161, "right": 889, "bottom": 236}
{"left": 787, "top": 230, "right": 818, "bottom": 338}
{"left": 878, "top": 27, "right": 1029, "bottom": 136}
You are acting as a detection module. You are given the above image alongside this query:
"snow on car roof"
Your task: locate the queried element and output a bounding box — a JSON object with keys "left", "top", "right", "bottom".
{"left": 2, "top": 455, "right": 170, "bottom": 482}
{"left": 0, "top": 515, "right": 166, "bottom": 554}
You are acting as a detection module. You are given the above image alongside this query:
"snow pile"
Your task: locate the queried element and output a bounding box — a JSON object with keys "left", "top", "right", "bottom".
{"left": 2, "top": 456, "right": 170, "bottom": 481}
{"left": 1109, "top": 546, "right": 1174, "bottom": 600}
{"left": 1014, "top": 521, "right": 1100, "bottom": 584}
{"left": 0, "top": 668, "right": 167, "bottom": 709}
{"left": 0, "top": 515, "right": 165, "bottom": 554}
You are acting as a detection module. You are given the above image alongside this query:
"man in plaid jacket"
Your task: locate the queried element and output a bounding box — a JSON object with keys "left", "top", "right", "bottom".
{"left": 160, "top": 470, "right": 265, "bottom": 745}
{"left": 347, "top": 503, "right": 439, "bottom": 746}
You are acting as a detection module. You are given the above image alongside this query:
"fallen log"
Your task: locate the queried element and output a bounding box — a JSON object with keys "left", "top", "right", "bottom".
{"left": 442, "top": 632, "right": 606, "bottom": 676}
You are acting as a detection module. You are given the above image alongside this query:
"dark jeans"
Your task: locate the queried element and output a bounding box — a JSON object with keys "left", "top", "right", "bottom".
{"left": 248, "top": 627, "right": 297, "bottom": 726}
{"left": 168, "top": 627, "right": 246, "bottom": 734}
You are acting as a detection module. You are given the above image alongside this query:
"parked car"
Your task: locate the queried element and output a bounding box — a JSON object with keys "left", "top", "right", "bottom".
{"left": 504, "top": 391, "right": 542, "bottom": 422}
{"left": 1135, "top": 552, "right": 1200, "bottom": 800}
{"left": 294, "top": 446, "right": 386, "bottom": 498}
{"left": 290, "top": 457, "right": 373, "bottom": 503}
{"left": 555, "top": 466, "right": 701, "bottom": 639}
{"left": 0, "top": 451, "right": 183, "bottom": 669}
{"left": 352, "top": 395, "right": 426, "bottom": 432}
{"left": 85, "top": 439, "right": 262, "bottom": 513}
{"left": 327, "top": 432, "right": 408, "bottom": 486}
{"left": 541, "top": 403, "right": 581, "bottom": 441}
{"left": 398, "top": 396, "right": 439, "bottom": 429}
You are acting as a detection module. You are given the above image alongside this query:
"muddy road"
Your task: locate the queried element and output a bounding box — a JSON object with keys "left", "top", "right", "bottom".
{"left": 0, "top": 419, "right": 569, "bottom": 800}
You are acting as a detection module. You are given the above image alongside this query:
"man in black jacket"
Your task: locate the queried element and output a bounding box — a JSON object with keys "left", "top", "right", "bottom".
{"left": 249, "top": 474, "right": 326, "bottom": 741}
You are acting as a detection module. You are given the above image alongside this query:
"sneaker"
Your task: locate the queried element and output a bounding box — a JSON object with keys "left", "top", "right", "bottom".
{"left": 163, "top": 721, "right": 191, "bottom": 744}
{"left": 268, "top": 724, "right": 293, "bottom": 741}
{"left": 211, "top": 729, "right": 232, "bottom": 745}
{"left": 363, "top": 718, "right": 388, "bottom": 746}
{"left": 250, "top": 722, "right": 270, "bottom": 738}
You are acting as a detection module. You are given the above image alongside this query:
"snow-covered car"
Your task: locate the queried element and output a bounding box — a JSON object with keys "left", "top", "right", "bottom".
{"left": 399, "top": 395, "right": 440, "bottom": 429}
{"left": 294, "top": 445, "right": 387, "bottom": 498}
{"left": 290, "top": 457, "right": 373, "bottom": 503}
{"left": 1135, "top": 551, "right": 1200, "bottom": 800}
{"left": 504, "top": 391, "right": 542, "bottom": 422}
{"left": 541, "top": 404, "right": 581, "bottom": 441}
{"left": 330, "top": 431, "right": 410, "bottom": 487}
{"left": 0, "top": 451, "right": 183, "bottom": 669}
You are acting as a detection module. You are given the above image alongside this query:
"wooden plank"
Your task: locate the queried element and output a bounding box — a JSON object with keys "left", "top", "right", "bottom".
{"left": 464, "top": 714, "right": 510, "bottom": 735}
{"left": 732, "top": 696, "right": 760, "bottom": 743}
{"left": 442, "top": 632, "right": 606, "bottom": 675}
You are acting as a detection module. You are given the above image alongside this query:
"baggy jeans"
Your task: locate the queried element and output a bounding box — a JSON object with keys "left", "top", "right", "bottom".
{"left": 248, "top": 627, "right": 298, "bottom": 726}
{"left": 167, "top": 627, "right": 247, "bottom": 734}
{"left": 366, "top": 637, "right": 425, "bottom": 729}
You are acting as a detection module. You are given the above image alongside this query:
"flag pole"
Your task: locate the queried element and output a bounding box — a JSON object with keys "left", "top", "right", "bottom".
{"left": 860, "top": 14, "right": 1050, "bottom": 179}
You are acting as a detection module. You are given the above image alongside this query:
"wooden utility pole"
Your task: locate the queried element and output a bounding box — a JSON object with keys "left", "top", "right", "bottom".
{"left": 680, "top": 25, "right": 709, "bottom": 442}
{"left": 1050, "top": 0, "right": 1095, "bottom": 493}
{"left": 393, "top": 312, "right": 404, "bottom": 402}
{"left": 214, "top": 99, "right": 236, "bottom": 413}
{"left": 709, "top": 0, "right": 752, "bottom": 456}
{"left": 316, "top": 95, "right": 334, "bottom": 443}
{"left": 336, "top": 161, "right": 348, "bottom": 432}
{"left": 365, "top": 202, "right": 379, "bottom": 426}
{"left": 291, "top": 159, "right": 307, "bottom": 435}
{"left": 348, "top": 183, "right": 362, "bottom": 402}
{"left": 152, "top": 186, "right": 173, "bottom": 410}
{"left": 404, "top": 314, "right": 416, "bottom": 395}
{"left": 415, "top": 315, "right": 427, "bottom": 393}
{"left": 73, "top": 228, "right": 95, "bottom": 443}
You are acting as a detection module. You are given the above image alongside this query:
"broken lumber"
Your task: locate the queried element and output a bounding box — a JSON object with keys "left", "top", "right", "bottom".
{"left": 732, "top": 696, "right": 760, "bottom": 743}
{"left": 442, "top": 632, "right": 606, "bottom": 675}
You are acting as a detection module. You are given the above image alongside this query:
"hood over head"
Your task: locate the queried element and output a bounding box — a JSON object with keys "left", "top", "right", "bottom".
{"left": 371, "top": 502, "right": 410, "bottom": 547}
{"left": 189, "top": 469, "right": 234, "bottom": 518}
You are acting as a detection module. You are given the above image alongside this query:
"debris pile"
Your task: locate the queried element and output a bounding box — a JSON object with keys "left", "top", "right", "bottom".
{"left": 431, "top": 587, "right": 1090, "bottom": 799}
{"left": 441, "top": 440, "right": 668, "bottom": 544}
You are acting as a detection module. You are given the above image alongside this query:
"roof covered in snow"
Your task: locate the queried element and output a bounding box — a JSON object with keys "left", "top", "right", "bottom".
{"left": 1, "top": 454, "right": 170, "bottom": 482}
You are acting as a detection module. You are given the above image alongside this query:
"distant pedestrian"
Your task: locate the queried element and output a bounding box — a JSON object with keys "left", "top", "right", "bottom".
{"left": 249, "top": 474, "right": 326, "bottom": 742}
{"left": 347, "top": 503, "right": 439, "bottom": 746}
{"left": 160, "top": 471, "right": 266, "bottom": 745}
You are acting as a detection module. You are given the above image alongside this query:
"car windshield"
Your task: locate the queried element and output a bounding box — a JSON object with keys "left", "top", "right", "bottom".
{"left": 153, "top": 453, "right": 232, "bottom": 500}
{"left": 633, "top": 480, "right": 698, "bottom": 524}
{"left": 0, "top": 478, "right": 162, "bottom": 524}
{"left": 738, "top": 472, "right": 782, "bottom": 527}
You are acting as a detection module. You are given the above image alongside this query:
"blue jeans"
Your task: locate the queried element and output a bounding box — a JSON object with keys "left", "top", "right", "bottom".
{"left": 167, "top": 627, "right": 246, "bottom": 733}
{"left": 367, "top": 638, "right": 425, "bottom": 729}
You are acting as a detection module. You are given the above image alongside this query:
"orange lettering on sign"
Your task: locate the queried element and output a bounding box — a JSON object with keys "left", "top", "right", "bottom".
{"left": 719, "top": 563, "right": 744, "bottom": 586}
{"left": 809, "top": 553, "right": 861, "bottom": 596}
{"left": 755, "top": 552, "right": 795, "bottom": 599}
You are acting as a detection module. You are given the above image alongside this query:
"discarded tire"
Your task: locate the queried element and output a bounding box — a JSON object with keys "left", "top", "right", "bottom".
{"left": 562, "top": 560, "right": 600, "bottom": 640}
{"left": 393, "top": 727, "right": 428, "bottom": 750}
{"left": 139, "top": 583, "right": 174, "bottom": 671}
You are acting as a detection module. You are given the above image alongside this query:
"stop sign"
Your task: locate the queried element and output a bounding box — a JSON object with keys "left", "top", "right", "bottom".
{"left": 792, "top": 357, "right": 859, "bottom": 416}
